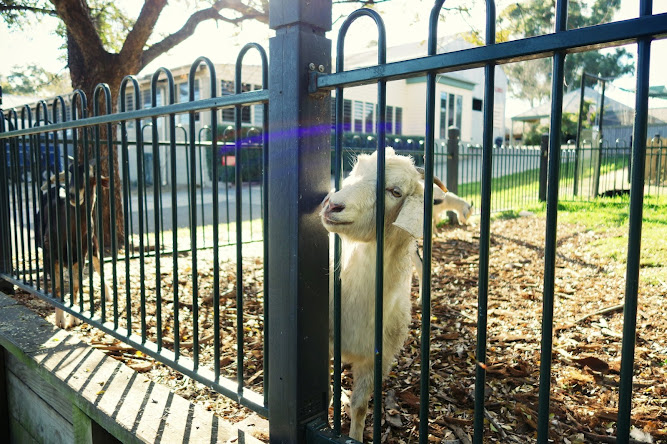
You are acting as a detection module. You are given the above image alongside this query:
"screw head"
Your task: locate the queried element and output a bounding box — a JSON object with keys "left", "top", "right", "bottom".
{"left": 318, "top": 65, "right": 325, "bottom": 73}
{"left": 309, "top": 63, "right": 316, "bottom": 71}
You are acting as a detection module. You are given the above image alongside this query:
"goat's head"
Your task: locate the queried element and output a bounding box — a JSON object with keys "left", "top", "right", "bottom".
{"left": 42, "top": 162, "right": 109, "bottom": 206}
{"left": 321, "top": 148, "right": 446, "bottom": 242}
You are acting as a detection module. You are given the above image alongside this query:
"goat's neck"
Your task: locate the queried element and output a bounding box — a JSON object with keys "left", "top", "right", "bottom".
{"left": 340, "top": 233, "right": 414, "bottom": 270}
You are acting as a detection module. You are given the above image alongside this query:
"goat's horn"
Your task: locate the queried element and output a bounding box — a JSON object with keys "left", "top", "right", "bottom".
{"left": 415, "top": 167, "right": 449, "bottom": 193}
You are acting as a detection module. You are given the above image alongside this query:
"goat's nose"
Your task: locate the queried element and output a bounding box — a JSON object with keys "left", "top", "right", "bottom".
{"left": 327, "top": 202, "right": 345, "bottom": 213}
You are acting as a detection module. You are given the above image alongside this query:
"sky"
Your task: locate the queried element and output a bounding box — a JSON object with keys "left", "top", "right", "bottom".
{"left": 1, "top": 0, "right": 666, "bottom": 117}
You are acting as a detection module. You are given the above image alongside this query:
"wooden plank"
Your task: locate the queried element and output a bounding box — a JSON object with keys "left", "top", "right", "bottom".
{"left": 9, "top": 416, "right": 39, "bottom": 444}
{"left": 0, "top": 291, "right": 261, "bottom": 444}
{"left": 73, "top": 405, "right": 94, "bottom": 444}
{"left": 0, "top": 350, "right": 10, "bottom": 443}
{"left": 6, "top": 353, "right": 74, "bottom": 424}
{"left": 6, "top": 370, "right": 75, "bottom": 444}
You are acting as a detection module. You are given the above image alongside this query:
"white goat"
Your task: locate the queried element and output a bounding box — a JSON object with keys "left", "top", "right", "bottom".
{"left": 320, "top": 148, "right": 440, "bottom": 441}
{"left": 413, "top": 185, "right": 472, "bottom": 303}
{"left": 432, "top": 185, "right": 472, "bottom": 226}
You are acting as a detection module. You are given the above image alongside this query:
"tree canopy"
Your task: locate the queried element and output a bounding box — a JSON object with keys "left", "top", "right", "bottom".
{"left": 1, "top": 0, "right": 273, "bottom": 101}
{"left": 505, "top": 0, "right": 633, "bottom": 104}
{"left": 464, "top": 0, "right": 634, "bottom": 106}
{"left": 0, "top": 64, "right": 69, "bottom": 96}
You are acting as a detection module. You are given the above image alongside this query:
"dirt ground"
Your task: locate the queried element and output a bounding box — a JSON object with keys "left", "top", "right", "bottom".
{"left": 10, "top": 214, "right": 667, "bottom": 443}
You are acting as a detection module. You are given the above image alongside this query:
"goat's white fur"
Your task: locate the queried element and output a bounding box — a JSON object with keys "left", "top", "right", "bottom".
{"left": 320, "top": 148, "right": 423, "bottom": 441}
{"left": 432, "top": 184, "right": 472, "bottom": 225}
{"left": 413, "top": 185, "right": 472, "bottom": 304}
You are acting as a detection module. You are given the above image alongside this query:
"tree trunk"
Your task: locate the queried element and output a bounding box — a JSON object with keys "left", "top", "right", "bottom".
{"left": 68, "top": 31, "right": 136, "bottom": 253}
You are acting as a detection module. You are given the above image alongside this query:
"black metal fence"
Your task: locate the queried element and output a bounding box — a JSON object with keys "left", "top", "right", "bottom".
{"left": 1, "top": 0, "right": 666, "bottom": 443}
{"left": 0, "top": 48, "right": 270, "bottom": 416}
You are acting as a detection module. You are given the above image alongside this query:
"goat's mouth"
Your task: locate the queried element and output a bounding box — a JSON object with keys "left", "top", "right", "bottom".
{"left": 322, "top": 215, "right": 352, "bottom": 226}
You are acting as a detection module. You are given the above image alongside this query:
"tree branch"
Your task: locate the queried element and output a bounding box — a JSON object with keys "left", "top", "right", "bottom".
{"left": 119, "top": 0, "right": 167, "bottom": 64}
{"left": 50, "top": 0, "right": 107, "bottom": 62}
{"left": 139, "top": 0, "right": 268, "bottom": 70}
{"left": 0, "top": 3, "right": 57, "bottom": 16}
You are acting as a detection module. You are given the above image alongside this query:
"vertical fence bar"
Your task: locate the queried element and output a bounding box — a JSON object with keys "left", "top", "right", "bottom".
{"left": 268, "top": 0, "right": 332, "bottom": 441}
{"left": 198, "top": 63, "right": 217, "bottom": 381}
{"left": 537, "top": 0, "right": 568, "bottom": 442}
{"left": 259, "top": 54, "right": 270, "bottom": 410}
{"left": 119, "top": 76, "right": 140, "bottom": 336}
{"left": 71, "top": 92, "right": 87, "bottom": 316}
{"left": 17, "top": 108, "right": 29, "bottom": 285}
{"left": 0, "top": 110, "right": 12, "bottom": 294}
{"left": 573, "top": 74, "right": 585, "bottom": 197}
{"left": 593, "top": 80, "right": 606, "bottom": 196}
{"left": 332, "top": 68, "right": 343, "bottom": 437}
{"left": 617, "top": 1, "right": 652, "bottom": 439}
{"left": 419, "top": 1, "right": 442, "bottom": 440}
{"left": 93, "top": 84, "right": 112, "bottom": 323}
{"left": 474, "top": 1, "right": 496, "bottom": 441}
{"left": 168, "top": 92, "right": 180, "bottom": 360}
{"left": 234, "top": 56, "right": 246, "bottom": 398}
{"left": 539, "top": 134, "right": 549, "bottom": 202}
{"left": 446, "top": 127, "right": 459, "bottom": 223}
{"left": 188, "top": 59, "right": 205, "bottom": 369}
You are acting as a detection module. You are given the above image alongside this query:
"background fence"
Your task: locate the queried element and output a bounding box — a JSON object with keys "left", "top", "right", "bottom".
{"left": 1, "top": 0, "right": 666, "bottom": 443}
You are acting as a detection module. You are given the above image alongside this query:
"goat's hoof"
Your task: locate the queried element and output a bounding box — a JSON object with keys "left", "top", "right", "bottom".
{"left": 65, "top": 314, "right": 82, "bottom": 329}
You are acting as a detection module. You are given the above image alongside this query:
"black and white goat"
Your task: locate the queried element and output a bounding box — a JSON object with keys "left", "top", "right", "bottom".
{"left": 36, "top": 162, "right": 110, "bottom": 328}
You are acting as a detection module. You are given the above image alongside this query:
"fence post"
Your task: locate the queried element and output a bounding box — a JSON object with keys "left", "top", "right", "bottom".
{"left": 446, "top": 126, "right": 459, "bottom": 224}
{"left": 0, "top": 99, "right": 13, "bottom": 295}
{"left": 539, "top": 133, "right": 549, "bottom": 202}
{"left": 268, "top": 1, "right": 332, "bottom": 442}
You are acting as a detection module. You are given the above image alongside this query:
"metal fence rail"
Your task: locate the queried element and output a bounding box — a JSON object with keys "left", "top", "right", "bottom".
{"left": 310, "top": 0, "right": 666, "bottom": 443}
{"left": 1, "top": 0, "right": 666, "bottom": 443}
{"left": 0, "top": 45, "right": 270, "bottom": 417}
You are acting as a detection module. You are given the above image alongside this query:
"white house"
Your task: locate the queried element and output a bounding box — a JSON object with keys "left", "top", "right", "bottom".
{"left": 335, "top": 37, "right": 508, "bottom": 146}
{"left": 2, "top": 37, "right": 507, "bottom": 186}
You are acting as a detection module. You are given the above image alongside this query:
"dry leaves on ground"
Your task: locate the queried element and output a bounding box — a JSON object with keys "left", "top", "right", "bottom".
{"left": 10, "top": 214, "right": 667, "bottom": 443}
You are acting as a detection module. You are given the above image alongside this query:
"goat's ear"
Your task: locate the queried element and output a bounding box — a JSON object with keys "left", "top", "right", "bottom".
{"left": 393, "top": 195, "right": 424, "bottom": 238}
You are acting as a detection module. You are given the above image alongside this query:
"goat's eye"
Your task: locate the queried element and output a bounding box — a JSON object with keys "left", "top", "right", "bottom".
{"left": 387, "top": 187, "right": 402, "bottom": 198}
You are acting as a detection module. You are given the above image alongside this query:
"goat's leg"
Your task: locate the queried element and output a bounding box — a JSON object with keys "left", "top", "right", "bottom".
{"left": 91, "top": 254, "right": 112, "bottom": 302}
{"left": 65, "top": 263, "right": 82, "bottom": 328}
{"left": 52, "top": 261, "right": 67, "bottom": 329}
{"left": 349, "top": 362, "right": 374, "bottom": 442}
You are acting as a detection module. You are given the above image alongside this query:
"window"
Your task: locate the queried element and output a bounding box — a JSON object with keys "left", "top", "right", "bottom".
{"left": 472, "top": 98, "right": 483, "bottom": 111}
{"left": 122, "top": 93, "right": 135, "bottom": 128}
{"left": 142, "top": 88, "right": 164, "bottom": 129}
{"left": 448, "top": 93, "right": 455, "bottom": 127}
{"left": 395, "top": 107, "right": 403, "bottom": 135}
{"left": 354, "top": 101, "right": 364, "bottom": 133}
{"left": 441, "top": 92, "right": 463, "bottom": 136}
{"left": 253, "top": 84, "right": 264, "bottom": 126}
{"left": 386, "top": 106, "right": 394, "bottom": 134}
{"left": 343, "top": 99, "right": 352, "bottom": 132}
{"left": 455, "top": 95, "right": 463, "bottom": 129}
{"left": 364, "top": 102, "right": 374, "bottom": 133}
{"left": 440, "top": 94, "right": 447, "bottom": 139}
{"left": 178, "top": 80, "right": 200, "bottom": 123}
{"left": 221, "top": 80, "right": 235, "bottom": 122}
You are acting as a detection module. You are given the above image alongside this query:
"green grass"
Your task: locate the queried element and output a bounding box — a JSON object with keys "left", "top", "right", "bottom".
{"left": 553, "top": 196, "right": 667, "bottom": 273}
{"left": 449, "top": 161, "right": 666, "bottom": 282}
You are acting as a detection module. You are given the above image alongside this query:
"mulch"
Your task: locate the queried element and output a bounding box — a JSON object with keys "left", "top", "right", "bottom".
{"left": 10, "top": 214, "right": 666, "bottom": 443}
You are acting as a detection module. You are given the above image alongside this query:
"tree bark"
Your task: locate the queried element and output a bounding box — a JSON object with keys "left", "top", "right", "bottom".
{"left": 50, "top": 0, "right": 270, "bottom": 251}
